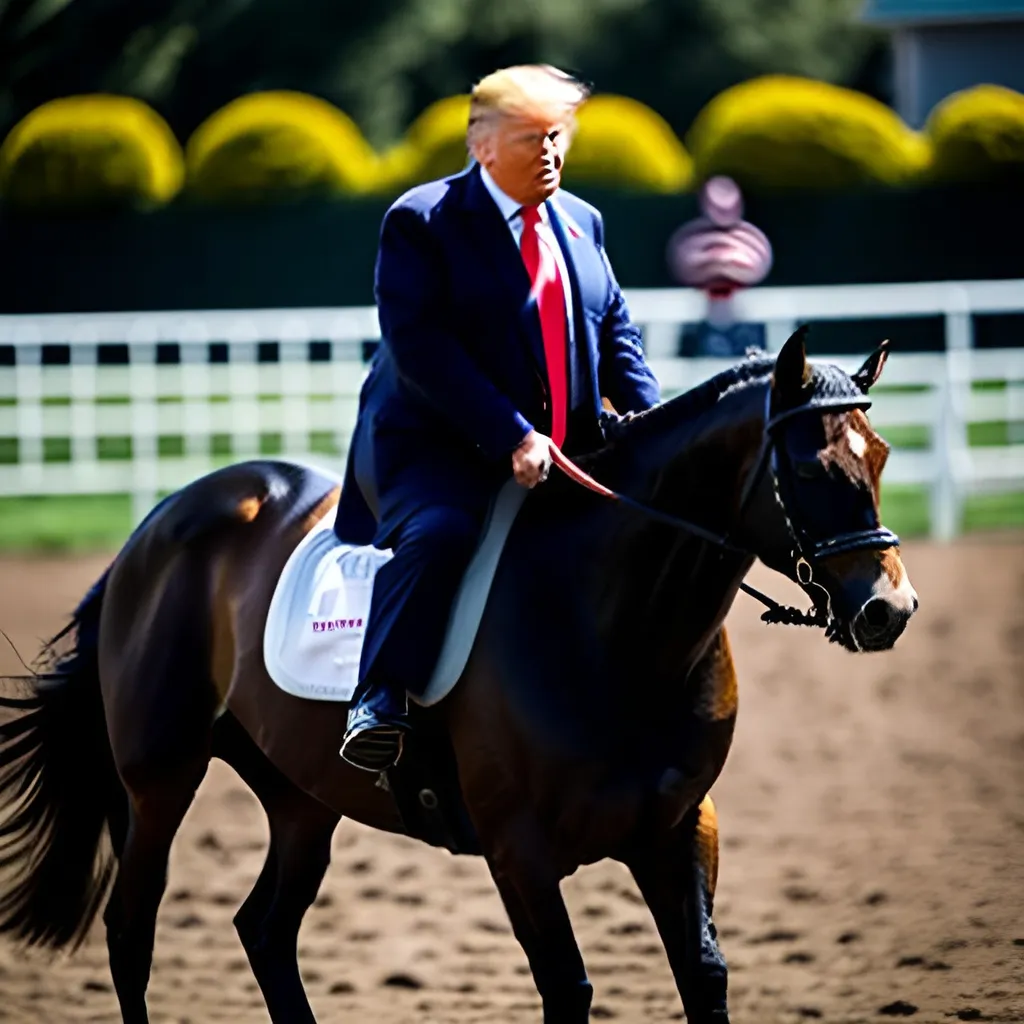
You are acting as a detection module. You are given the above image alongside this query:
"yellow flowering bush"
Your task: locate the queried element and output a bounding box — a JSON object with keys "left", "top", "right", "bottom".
{"left": 185, "top": 91, "right": 379, "bottom": 202}
{"left": 925, "top": 85, "right": 1024, "bottom": 183}
{"left": 376, "top": 95, "right": 472, "bottom": 194}
{"left": 0, "top": 95, "right": 183, "bottom": 209}
{"left": 687, "top": 75, "right": 929, "bottom": 191}
{"left": 563, "top": 94, "right": 692, "bottom": 193}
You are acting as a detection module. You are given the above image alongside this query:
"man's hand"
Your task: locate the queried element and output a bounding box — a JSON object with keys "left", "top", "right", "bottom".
{"left": 512, "top": 430, "right": 553, "bottom": 488}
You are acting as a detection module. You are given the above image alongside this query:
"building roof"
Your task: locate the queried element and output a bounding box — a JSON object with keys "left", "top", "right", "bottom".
{"left": 861, "top": 0, "right": 1024, "bottom": 24}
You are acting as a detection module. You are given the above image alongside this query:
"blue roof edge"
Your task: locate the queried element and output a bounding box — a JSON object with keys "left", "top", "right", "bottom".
{"left": 861, "top": 1, "right": 1024, "bottom": 25}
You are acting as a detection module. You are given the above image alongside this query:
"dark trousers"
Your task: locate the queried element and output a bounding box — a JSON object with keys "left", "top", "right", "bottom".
{"left": 333, "top": 403, "right": 494, "bottom": 706}
{"left": 352, "top": 502, "right": 486, "bottom": 703}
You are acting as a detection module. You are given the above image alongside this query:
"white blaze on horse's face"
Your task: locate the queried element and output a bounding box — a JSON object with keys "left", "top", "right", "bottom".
{"left": 822, "top": 412, "right": 919, "bottom": 651}
{"left": 846, "top": 424, "right": 867, "bottom": 459}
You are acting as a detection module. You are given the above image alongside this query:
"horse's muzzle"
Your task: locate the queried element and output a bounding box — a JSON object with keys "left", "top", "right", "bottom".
{"left": 851, "top": 594, "right": 918, "bottom": 651}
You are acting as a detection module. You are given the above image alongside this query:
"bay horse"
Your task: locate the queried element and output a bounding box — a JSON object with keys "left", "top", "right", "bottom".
{"left": 0, "top": 329, "right": 917, "bottom": 1023}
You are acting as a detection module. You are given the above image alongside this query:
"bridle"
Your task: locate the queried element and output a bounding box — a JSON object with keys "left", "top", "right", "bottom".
{"left": 551, "top": 383, "right": 900, "bottom": 630}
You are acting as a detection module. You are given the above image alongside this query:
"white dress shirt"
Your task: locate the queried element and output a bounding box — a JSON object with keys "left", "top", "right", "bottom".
{"left": 479, "top": 165, "right": 576, "bottom": 351}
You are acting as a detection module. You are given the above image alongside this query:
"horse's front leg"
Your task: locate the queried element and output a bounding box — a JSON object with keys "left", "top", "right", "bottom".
{"left": 483, "top": 818, "right": 592, "bottom": 1024}
{"left": 626, "top": 795, "right": 729, "bottom": 1023}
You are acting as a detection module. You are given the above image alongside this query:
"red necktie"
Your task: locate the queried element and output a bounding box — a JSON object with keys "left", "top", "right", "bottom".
{"left": 519, "top": 204, "right": 568, "bottom": 448}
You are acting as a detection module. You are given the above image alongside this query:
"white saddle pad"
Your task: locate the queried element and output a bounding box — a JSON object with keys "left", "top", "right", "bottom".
{"left": 262, "top": 507, "right": 393, "bottom": 701}
{"left": 263, "top": 478, "right": 528, "bottom": 706}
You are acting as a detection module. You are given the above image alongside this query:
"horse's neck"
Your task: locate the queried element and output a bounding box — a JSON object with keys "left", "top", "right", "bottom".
{"left": 595, "top": 388, "right": 762, "bottom": 687}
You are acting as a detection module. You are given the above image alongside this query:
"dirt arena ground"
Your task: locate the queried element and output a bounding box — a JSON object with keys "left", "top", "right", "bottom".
{"left": 0, "top": 536, "right": 1021, "bottom": 1024}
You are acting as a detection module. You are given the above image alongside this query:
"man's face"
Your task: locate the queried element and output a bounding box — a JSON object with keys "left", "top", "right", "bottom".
{"left": 473, "top": 111, "right": 572, "bottom": 207}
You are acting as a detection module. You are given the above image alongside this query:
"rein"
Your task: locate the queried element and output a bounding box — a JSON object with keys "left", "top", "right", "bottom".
{"left": 549, "top": 446, "right": 823, "bottom": 627}
{"left": 549, "top": 389, "right": 899, "bottom": 629}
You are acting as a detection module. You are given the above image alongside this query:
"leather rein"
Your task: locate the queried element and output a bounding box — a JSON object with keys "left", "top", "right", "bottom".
{"left": 549, "top": 390, "right": 900, "bottom": 630}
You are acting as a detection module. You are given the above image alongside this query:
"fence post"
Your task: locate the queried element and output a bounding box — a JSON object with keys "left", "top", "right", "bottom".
{"left": 128, "top": 334, "right": 159, "bottom": 527}
{"left": 228, "top": 325, "right": 261, "bottom": 462}
{"left": 180, "top": 318, "right": 213, "bottom": 464}
{"left": 69, "top": 338, "right": 98, "bottom": 494}
{"left": 934, "top": 298, "right": 972, "bottom": 541}
{"left": 14, "top": 340, "right": 43, "bottom": 496}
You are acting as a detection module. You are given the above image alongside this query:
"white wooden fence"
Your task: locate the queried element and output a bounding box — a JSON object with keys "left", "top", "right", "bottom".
{"left": 1, "top": 278, "right": 1022, "bottom": 540}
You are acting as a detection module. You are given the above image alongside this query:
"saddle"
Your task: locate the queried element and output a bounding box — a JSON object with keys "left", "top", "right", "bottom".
{"left": 263, "top": 478, "right": 529, "bottom": 853}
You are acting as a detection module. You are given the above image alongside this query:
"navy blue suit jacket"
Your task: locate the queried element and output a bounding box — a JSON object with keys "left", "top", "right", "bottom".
{"left": 338, "top": 163, "right": 661, "bottom": 547}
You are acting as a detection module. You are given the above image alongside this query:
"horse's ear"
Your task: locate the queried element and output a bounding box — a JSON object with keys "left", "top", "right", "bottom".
{"left": 851, "top": 339, "right": 890, "bottom": 394}
{"left": 771, "top": 324, "right": 812, "bottom": 408}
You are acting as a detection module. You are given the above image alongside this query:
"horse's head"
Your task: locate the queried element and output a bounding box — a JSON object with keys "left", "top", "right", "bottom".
{"left": 737, "top": 327, "right": 918, "bottom": 652}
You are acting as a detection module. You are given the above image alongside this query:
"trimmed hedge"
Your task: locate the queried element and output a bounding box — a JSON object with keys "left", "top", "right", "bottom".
{"left": 0, "top": 95, "right": 183, "bottom": 210}
{"left": 185, "top": 91, "right": 380, "bottom": 202}
{"left": 8, "top": 80, "right": 1024, "bottom": 210}
{"left": 687, "top": 75, "right": 929, "bottom": 191}
{"left": 925, "top": 85, "right": 1024, "bottom": 183}
{"left": 563, "top": 95, "right": 692, "bottom": 193}
{"left": 376, "top": 95, "right": 472, "bottom": 193}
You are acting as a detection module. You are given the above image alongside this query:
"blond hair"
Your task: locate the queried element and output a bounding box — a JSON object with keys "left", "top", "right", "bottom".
{"left": 467, "top": 65, "right": 589, "bottom": 144}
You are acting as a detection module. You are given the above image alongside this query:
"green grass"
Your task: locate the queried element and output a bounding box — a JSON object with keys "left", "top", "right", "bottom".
{"left": 0, "top": 486, "right": 1020, "bottom": 554}
{"left": 864, "top": 487, "right": 1024, "bottom": 538}
{"left": 879, "top": 421, "right": 1017, "bottom": 450}
{"left": 0, "top": 494, "right": 134, "bottom": 552}
{"left": 961, "top": 490, "right": 1024, "bottom": 531}
{"left": 878, "top": 486, "right": 931, "bottom": 538}
{"left": 1, "top": 432, "right": 344, "bottom": 465}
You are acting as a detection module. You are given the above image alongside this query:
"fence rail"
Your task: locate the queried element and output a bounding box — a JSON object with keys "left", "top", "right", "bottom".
{"left": 1, "top": 278, "right": 1023, "bottom": 540}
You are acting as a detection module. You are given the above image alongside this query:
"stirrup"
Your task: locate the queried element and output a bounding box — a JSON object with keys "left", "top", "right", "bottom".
{"left": 340, "top": 725, "right": 406, "bottom": 772}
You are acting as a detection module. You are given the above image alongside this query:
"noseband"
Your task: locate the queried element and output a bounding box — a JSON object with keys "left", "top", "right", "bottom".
{"left": 552, "top": 385, "right": 899, "bottom": 630}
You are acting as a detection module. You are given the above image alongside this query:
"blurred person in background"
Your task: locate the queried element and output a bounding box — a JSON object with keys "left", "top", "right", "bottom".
{"left": 668, "top": 175, "right": 773, "bottom": 357}
{"left": 334, "top": 63, "right": 661, "bottom": 772}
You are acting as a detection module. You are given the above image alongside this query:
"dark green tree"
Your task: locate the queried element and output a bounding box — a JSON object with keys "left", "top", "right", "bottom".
{"left": 0, "top": 0, "right": 886, "bottom": 146}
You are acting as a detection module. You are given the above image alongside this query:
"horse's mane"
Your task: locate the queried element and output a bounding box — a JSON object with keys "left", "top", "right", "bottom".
{"left": 603, "top": 353, "right": 776, "bottom": 451}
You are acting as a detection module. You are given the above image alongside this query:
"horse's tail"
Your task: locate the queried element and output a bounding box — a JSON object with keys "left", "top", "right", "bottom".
{"left": 0, "top": 566, "right": 119, "bottom": 952}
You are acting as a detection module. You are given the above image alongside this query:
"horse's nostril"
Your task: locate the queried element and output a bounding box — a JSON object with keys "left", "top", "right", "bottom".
{"left": 853, "top": 596, "right": 910, "bottom": 651}
{"left": 862, "top": 598, "right": 893, "bottom": 630}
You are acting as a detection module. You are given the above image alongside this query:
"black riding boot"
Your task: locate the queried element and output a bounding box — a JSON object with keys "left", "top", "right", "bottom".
{"left": 339, "top": 679, "right": 411, "bottom": 772}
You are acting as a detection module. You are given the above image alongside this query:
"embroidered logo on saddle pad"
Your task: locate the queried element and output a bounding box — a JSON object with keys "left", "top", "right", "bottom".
{"left": 263, "top": 478, "right": 528, "bottom": 706}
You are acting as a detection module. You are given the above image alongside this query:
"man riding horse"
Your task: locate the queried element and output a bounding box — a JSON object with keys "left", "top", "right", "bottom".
{"left": 335, "top": 64, "right": 662, "bottom": 772}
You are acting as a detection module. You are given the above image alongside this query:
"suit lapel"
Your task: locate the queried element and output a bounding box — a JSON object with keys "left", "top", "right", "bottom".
{"left": 546, "top": 198, "right": 586, "bottom": 329}
{"left": 456, "top": 167, "right": 547, "bottom": 374}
